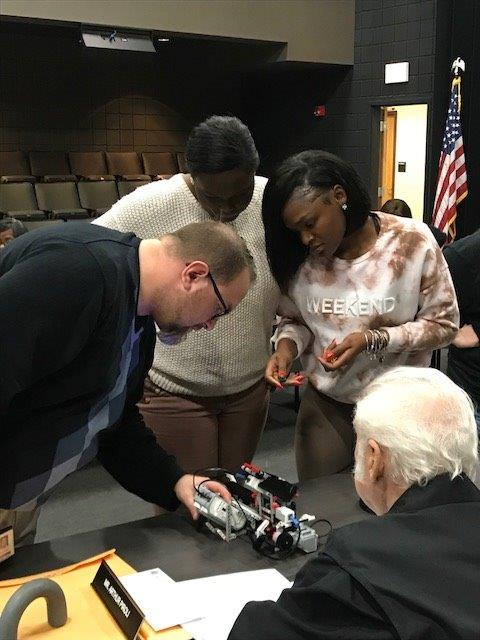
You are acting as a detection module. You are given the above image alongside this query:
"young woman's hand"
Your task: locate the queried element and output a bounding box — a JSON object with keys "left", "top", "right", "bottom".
{"left": 265, "top": 338, "right": 298, "bottom": 389}
{"left": 317, "top": 332, "right": 366, "bottom": 371}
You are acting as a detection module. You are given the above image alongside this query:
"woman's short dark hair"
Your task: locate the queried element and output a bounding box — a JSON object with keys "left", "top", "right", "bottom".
{"left": 0, "top": 217, "right": 28, "bottom": 237}
{"left": 380, "top": 198, "right": 412, "bottom": 218}
{"left": 262, "top": 150, "right": 372, "bottom": 292}
{"left": 186, "top": 115, "right": 259, "bottom": 176}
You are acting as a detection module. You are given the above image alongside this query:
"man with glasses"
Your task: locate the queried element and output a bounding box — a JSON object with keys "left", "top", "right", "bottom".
{"left": 158, "top": 270, "right": 230, "bottom": 346}
{"left": 0, "top": 220, "right": 255, "bottom": 546}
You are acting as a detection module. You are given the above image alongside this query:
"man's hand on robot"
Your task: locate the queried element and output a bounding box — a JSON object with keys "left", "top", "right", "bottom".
{"left": 174, "top": 474, "right": 231, "bottom": 520}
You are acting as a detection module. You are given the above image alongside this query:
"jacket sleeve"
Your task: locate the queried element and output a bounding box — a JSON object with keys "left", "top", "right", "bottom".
{"left": 384, "top": 240, "right": 459, "bottom": 352}
{"left": 443, "top": 244, "right": 480, "bottom": 340}
{"left": 228, "top": 555, "right": 395, "bottom": 640}
{"left": 96, "top": 327, "right": 185, "bottom": 510}
{"left": 273, "top": 294, "right": 314, "bottom": 357}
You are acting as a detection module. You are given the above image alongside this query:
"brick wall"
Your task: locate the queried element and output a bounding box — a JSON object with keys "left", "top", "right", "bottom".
{"left": 245, "top": 0, "right": 480, "bottom": 233}
{"left": 449, "top": 0, "right": 480, "bottom": 237}
{"left": 319, "top": 0, "right": 441, "bottom": 210}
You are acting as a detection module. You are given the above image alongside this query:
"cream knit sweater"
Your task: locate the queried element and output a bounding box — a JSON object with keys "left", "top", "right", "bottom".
{"left": 94, "top": 174, "right": 280, "bottom": 396}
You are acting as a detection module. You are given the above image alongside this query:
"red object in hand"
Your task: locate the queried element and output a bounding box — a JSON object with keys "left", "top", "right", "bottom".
{"left": 290, "top": 372, "right": 305, "bottom": 387}
{"left": 322, "top": 349, "right": 338, "bottom": 364}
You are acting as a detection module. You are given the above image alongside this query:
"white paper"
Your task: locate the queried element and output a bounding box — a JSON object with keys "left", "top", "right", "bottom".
{"left": 121, "top": 567, "right": 291, "bottom": 638}
{"left": 120, "top": 568, "right": 203, "bottom": 631}
{"left": 181, "top": 569, "right": 292, "bottom": 640}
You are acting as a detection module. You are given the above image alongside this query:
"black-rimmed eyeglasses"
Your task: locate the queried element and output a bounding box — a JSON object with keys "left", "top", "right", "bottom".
{"left": 208, "top": 272, "right": 229, "bottom": 318}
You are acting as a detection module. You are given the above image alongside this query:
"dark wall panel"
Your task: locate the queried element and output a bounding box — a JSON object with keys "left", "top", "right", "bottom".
{"left": 449, "top": 0, "right": 480, "bottom": 237}
{"left": 0, "top": 20, "right": 282, "bottom": 155}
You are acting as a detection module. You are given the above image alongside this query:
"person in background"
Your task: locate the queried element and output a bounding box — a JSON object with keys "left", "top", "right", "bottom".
{"left": 228, "top": 367, "right": 480, "bottom": 640}
{"left": 379, "top": 197, "right": 412, "bottom": 218}
{"left": 444, "top": 228, "right": 480, "bottom": 433}
{"left": 263, "top": 150, "right": 459, "bottom": 481}
{"left": 95, "top": 116, "right": 280, "bottom": 474}
{"left": 0, "top": 221, "right": 254, "bottom": 544}
{"left": 380, "top": 198, "right": 447, "bottom": 247}
{"left": 0, "top": 217, "right": 28, "bottom": 248}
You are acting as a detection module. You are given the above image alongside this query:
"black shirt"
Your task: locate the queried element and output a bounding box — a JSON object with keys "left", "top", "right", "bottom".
{"left": 0, "top": 223, "right": 184, "bottom": 510}
{"left": 228, "top": 474, "right": 480, "bottom": 640}
{"left": 444, "top": 230, "right": 480, "bottom": 404}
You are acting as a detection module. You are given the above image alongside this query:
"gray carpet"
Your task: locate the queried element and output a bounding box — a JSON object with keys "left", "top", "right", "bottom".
{"left": 35, "top": 386, "right": 300, "bottom": 543}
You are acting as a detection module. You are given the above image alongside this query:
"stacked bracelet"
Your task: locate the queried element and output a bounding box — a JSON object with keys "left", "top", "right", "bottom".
{"left": 364, "top": 328, "right": 389, "bottom": 362}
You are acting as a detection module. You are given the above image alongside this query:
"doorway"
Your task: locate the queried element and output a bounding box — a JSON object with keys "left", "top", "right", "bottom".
{"left": 378, "top": 104, "right": 428, "bottom": 220}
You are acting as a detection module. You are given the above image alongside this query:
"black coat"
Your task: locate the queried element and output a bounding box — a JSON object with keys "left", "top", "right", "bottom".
{"left": 228, "top": 474, "right": 480, "bottom": 640}
{"left": 444, "top": 230, "right": 480, "bottom": 404}
{"left": 0, "top": 223, "right": 184, "bottom": 511}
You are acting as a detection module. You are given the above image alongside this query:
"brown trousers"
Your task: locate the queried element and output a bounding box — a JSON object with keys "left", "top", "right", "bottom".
{"left": 138, "top": 378, "right": 269, "bottom": 473}
{"left": 295, "top": 383, "right": 355, "bottom": 481}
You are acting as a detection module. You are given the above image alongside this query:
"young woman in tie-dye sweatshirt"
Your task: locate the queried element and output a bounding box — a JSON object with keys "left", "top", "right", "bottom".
{"left": 262, "top": 151, "right": 459, "bottom": 481}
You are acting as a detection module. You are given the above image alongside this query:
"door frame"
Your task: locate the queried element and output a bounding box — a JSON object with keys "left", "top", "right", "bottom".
{"left": 378, "top": 107, "right": 398, "bottom": 208}
{"left": 369, "top": 96, "right": 433, "bottom": 221}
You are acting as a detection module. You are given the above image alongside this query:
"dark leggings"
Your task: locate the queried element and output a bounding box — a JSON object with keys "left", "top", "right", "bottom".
{"left": 295, "top": 383, "right": 355, "bottom": 481}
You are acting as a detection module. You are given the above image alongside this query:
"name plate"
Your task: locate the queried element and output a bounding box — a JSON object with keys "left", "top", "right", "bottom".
{"left": 91, "top": 560, "right": 144, "bottom": 640}
{"left": 0, "top": 526, "right": 14, "bottom": 564}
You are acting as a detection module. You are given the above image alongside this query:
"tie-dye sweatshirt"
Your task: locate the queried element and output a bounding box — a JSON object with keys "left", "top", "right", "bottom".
{"left": 275, "top": 212, "right": 459, "bottom": 404}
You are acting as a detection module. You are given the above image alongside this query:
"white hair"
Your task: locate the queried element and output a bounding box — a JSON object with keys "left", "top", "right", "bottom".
{"left": 354, "top": 367, "right": 479, "bottom": 486}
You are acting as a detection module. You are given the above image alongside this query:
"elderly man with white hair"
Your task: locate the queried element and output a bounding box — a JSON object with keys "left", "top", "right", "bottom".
{"left": 228, "top": 367, "right": 480, "bottom": 640}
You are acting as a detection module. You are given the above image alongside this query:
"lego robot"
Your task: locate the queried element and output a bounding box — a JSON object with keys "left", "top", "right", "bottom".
{"left": 194, "top": 463, "right": 318, "bottom": 555}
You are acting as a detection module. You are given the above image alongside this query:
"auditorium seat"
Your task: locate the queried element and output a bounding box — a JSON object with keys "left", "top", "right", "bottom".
{"left": 142, "top": 152, "right": 178, "bottom": 180}
{"left": 105, "top": 152, "right": 149, "bottom": 181}
{"left": 24, "top": 219, "right": 65, "bottom": 231}
{"left": 77, "top": 181, "right": 119, "bottom": 216}
{"left": 29, "top": 152, "right": 76, "bottom": 183}
{"left": 0, "top": 151, "right": 35, "bottom": 184}
{"left": 176, "top": 152, "right": 187, "bottom": 173}
{"left": 35, "top": 182, "right": 88, "bottom": 219}
{"left": 0, "top": 182, "right": 45, "bottom": 220}
{"left": 117, "top": 180, "right": 151, "bottom": 198}
{"left": 68, "top": 152, "right": 115, "bottom": 182}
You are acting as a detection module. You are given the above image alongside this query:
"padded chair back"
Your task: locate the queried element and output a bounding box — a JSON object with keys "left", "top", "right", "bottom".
{"left": 35, "top": 182, "right": 82, "bottom": 211}
{"left": 105, "top": 152, "right": 144, "bottom": 177}
{"left": 0, "top": 182, "right": 38, "bottom": 212}
{"left": 29, "top": 152, "right": 75, "bottom": 182}
{"left": 0, "top": 151, "right": 34, "bottom": 183}
{"left": 68, "top": 152, "right": 113, "bottom": 180}
{"left": 77, "top": 181, "right": 119, "bottom": 212}
{"left": 117, "top": 180, "right": 150, "bottom": 198}
{"left": 142, "top": 152, "right": 178, "bottom": 177}
{"left": 24, "top": 219, "right": 65, "bottom": 231}
{"left": 176, "top": 152, "right": 188, "bottom": 173}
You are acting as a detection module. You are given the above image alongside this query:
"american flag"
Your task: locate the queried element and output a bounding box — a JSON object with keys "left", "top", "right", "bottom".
{"left": 432, "top": 76, "right": 468, "bottom": 242}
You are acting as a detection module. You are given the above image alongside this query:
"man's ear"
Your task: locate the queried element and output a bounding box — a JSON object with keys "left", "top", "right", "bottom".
{"left": 181, "top": 261, "right": 209, "bottom": 291}
{"left": 367, "top": 439, "right": 385, "bottom": 482}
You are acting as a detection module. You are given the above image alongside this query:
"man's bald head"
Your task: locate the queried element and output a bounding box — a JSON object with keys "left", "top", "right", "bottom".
{"left": 166, "top": 220, "right": 256, "bottom": 285}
